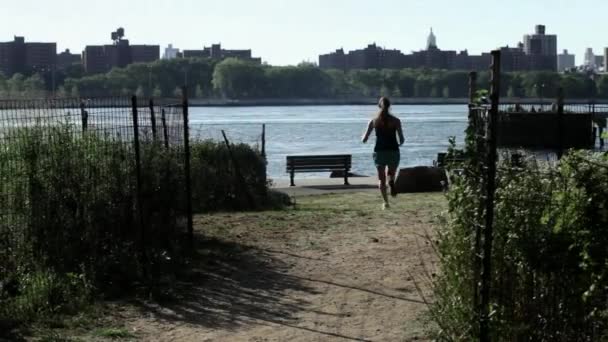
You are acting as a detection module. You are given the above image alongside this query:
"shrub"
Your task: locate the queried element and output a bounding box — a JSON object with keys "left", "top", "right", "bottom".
{"left": 432, "top": 149, "right": 608, "bottom": 340}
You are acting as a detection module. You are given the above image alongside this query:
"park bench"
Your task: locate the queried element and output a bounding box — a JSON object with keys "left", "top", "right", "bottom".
{"left": 286, "top": 154, "right": 352, "bottom": 187}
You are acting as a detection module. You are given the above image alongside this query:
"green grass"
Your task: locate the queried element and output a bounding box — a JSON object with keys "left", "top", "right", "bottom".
{"left": 91, "top": 328, "right": 135, "bottom": 340}
{"left": 196, "top": 191, "right": 446, "bottom": 249}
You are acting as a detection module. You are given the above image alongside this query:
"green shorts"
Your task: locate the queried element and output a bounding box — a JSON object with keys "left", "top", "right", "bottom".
{"left": 373, "top": 151, "right": 400, "bottom": 168}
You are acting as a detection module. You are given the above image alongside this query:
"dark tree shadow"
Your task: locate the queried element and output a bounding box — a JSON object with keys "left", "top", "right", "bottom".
{"left": 132, "top": 236, "right": 351, "bottom": 333}
{"left": 131, "top": 236, "right": 374, "bottom": 341}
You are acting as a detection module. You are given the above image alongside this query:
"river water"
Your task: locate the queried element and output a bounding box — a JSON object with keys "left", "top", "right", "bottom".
{"left": 189, "top": 105, "right": 468, "bottom": 179}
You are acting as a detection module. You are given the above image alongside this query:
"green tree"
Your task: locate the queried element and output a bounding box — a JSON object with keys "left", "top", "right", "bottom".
{"left": 326, "top": 69, "right": 351, "bottom": 98}
{"left": 8, "top": 73, "right": 25, "bottom": 97}
{"left": 430, "top": 86, "right": 439, "bottom": 98}
{"left": 56, "top": 86, "right": 67, "bottom": 98}
{"left": 380, "top": 84, "right": 391, "bottom": 97}
{"left": 195, "top": 84, "right": 204, "bottom": 98}
{"left": 152, "top": 85, "right": 162, "bottom": 98}
{"left": 212, "top": 58, "right": 266, "bottom": 98}
{"left": 396, "top": 70, "right": 416, "bottom": 97}
{"left": 442, "top": 86, "right": 450, "bottom": 98}
{"left": 135, "top": 85, "right": 145, "bottom": 98}
{"left": 70, "top": 85, "right": 79, "bottom": 98}
{"left": 173, "top": 87, "right": 183, "bottom": 98}
{"left": 0, "top": 72, "right": 7, "bottom": 97}
{"left": 560, "top": 75, "right": 587, "bottom": 98}
{"left": 596, "top": 75, "right": 608, "bottom": 98}
{"left": 507, "top": 86, "right": 515, "bottom": 98}
{"left": 414, "top": 76, "right": 432, "bottom": 97}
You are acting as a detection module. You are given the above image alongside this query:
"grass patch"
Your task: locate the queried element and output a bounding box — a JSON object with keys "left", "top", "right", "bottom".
{"left": 91, "top": 327, "right": 135, "bottom": 339}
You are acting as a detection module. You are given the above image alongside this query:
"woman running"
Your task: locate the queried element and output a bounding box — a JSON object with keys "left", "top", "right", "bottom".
{"left": 362, "top": 97, "right": 405, "bottom": 209}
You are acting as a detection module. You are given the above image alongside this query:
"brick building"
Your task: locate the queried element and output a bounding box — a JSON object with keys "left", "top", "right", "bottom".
{"left": 0, "top": 36, "right": 56, "bottom": 76}
{"left": 319, "top": 26, "right": 558, "bottom": 72}
{"left": 183, "top": 43, "right": 261, "bottom": 64}
{"left": 57, "top": 49, "right": 81, "bottom": 69}
{"left": 82, "top": 29, "right": 159, "bottom": 74}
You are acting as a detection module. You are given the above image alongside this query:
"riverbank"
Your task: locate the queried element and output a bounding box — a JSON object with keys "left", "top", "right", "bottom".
{"left": 187, "top": 97, "right": 608, "bottom": 107}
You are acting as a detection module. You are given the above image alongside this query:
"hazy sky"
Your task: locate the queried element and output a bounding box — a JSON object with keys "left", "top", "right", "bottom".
{"left": 2, "top": 0, "right": 606, "bottom": 65}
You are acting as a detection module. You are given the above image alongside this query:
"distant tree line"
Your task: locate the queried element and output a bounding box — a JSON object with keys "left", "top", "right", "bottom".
{"left": 2, "top": 57, "right": 608, "bottom": 100}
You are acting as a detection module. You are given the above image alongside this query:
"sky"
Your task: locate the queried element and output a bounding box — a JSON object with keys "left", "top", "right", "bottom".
{"left": 2, "top": 0, "right": 607, "bottom": 66}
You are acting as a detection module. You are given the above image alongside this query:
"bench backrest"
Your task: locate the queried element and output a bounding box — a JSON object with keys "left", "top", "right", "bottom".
{"left": 286, "top": 155, "right": 352, "bottom": 172}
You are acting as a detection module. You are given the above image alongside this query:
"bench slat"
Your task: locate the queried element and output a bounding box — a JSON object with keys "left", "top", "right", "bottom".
{"left": 286, "top": 166, "right": 351, "bottom": 171}
{"left": 288, "top": 161, "right": 351, "bottom": 166}
{"left": 287, "top": 155, "right": 351, "bottom": 159}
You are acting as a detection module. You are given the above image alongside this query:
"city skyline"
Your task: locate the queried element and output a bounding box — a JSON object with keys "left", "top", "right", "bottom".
{"left": 2, "top": 0, "right": 608, "bottom": 66}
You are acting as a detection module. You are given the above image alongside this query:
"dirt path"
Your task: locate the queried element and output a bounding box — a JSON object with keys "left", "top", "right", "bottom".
{"left": 120, "top": 192, "right": 444, "bottom": 342}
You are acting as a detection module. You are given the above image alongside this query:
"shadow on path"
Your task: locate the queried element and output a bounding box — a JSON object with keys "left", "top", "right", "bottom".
{"left": 132, "top": 236, "right": 371, "bottom": 341}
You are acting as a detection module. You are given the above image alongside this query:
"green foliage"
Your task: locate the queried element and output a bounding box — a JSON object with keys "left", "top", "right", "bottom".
{"left": 432, "top": 127, "right": 608, "bottom": 339}
{"left": 0, "top": 123, "right": 277, "bottom": 330}
{"left": 195, "top": 84, "right": 204, "bottom": 98}
{"left": 190, "top": 140, "right": 269, "bottom": 212}
{"left": 19, "top": 55, "right": 605, "bottom": 100}
{"left": 135, "top": 85, "right": 145, "bottom": 98}
{"left": 213, "top": 58, "right": 266, "bottom": 98}
{"left": 152, "top": 85, "right": 162, "bottom": 98}
{"left": 92, "top": 327, "right": 134, "bottom": 339}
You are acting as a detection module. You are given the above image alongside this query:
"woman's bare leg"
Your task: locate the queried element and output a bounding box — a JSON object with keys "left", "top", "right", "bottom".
{"left": 387, "top": 166, "right": 398, "bottom": 197}
{"left": 377, "top": 166, "right": 389, "bottom": 207}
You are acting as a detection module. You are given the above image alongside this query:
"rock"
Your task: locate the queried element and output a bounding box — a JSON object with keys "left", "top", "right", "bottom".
{"left": 371, "top": 238, "right": 380, "bottom": 243}
{"left": 394, "top": 166, "right": 447, "bottom": 193}
{"left": 330, "top": 170, "right": 367, "bottom": 178}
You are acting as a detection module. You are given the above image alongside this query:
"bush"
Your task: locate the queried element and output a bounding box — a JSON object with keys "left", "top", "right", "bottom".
{"left": 190, "top": 140, "right": 270, "bottom": 212}
{"left": 432, "top": 149, "right": 608, "bottom": 340}
{"left": 0, "top": 124, "right": 280, "bottom": 330}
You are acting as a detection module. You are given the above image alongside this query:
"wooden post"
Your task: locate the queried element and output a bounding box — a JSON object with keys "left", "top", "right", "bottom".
{"left": 557, "top": 88, "right": 564, "bottom": 159}
{"left": 161, "top": 108, "right": 169, "bottom": 149}
{"left": 261, "top": 124, "right": 266, "bottom": 159}
{"left": 469, "top": 72, "right": 478, "bottom": 105}
{"left": 479, "top": 50, "right": 501, "bottom": 342}
{"left": 80, "top": 101, "right": 88, "bottom": 133}
{"left": 182, "top": 87, "right": 194, "bottom": 248}
{"left": 149, "top": 99, "right": 157, "bottom": 141}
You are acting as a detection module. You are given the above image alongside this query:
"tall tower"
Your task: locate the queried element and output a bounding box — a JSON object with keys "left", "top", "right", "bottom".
{"left": 585, "top": 48, "right": 595, "bottom": 68}
{"left": 427, "top": 28, "right": 437, "bottom": 50}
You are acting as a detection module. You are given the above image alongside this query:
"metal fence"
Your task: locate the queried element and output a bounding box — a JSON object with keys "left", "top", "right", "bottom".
{"left": 0, "top": 95, "right": 192, "bottom": 282}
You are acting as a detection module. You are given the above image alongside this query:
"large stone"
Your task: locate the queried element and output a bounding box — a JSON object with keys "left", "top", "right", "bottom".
{"left": 395, "top": 167, "right": 446, "bottom": 193}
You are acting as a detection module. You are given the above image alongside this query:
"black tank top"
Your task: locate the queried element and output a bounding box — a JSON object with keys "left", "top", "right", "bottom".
{"left": 374, "top": 120, "right": 399, "bottom": 152}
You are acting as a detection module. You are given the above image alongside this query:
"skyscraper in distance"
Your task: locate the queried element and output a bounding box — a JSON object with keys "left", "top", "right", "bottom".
{"left": 557, "top": 49, "right": 575, "bottom": 72}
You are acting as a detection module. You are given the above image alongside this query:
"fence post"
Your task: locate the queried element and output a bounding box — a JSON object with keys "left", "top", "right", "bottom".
{"left": 261, "top": 123, "right": 266, "bottom": 159}
{"left": 469, "top": 72, "right": 478, "bottom": 105}
{"left": 131, "top": 96, "right": 146, "bottom": 260}
{"left": 261, "top": 123, "right": 268, "bottom": 196}
{"left": 80, "top": 100, "right": 88, "bottom": 132}
{"left": 479, "top": 50, "right": 501, "bottom": 342}
{"left": 161, "top": 108, "right": 169, "bottom": 149}
{"left": 182, "top": 86, "right": 194, "bottom": 249}
{"left": 149, "top": 99, "right": 157, "bottom": 141}
{"left": 557, "top": 88, "right": 564, "bottom": 159}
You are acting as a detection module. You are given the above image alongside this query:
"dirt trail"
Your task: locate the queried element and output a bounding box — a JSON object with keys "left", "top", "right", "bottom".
{"left": 120, "top": 192, "right": 444, "bottom": 342}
